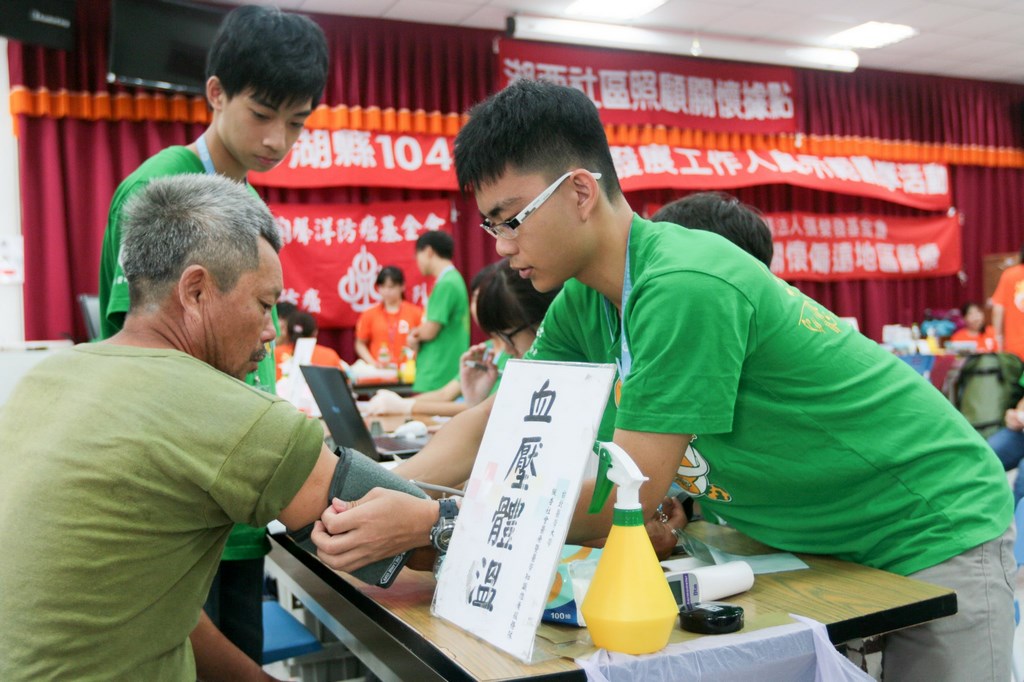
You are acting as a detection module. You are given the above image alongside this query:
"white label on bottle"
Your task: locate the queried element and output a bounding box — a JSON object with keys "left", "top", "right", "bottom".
{"left": 681, "top": 573, "right": 701, "bottom": 607}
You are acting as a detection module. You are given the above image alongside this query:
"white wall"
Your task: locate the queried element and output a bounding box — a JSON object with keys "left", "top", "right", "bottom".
{"left": 0, "top": 38, "right": 25, "bottom": 343}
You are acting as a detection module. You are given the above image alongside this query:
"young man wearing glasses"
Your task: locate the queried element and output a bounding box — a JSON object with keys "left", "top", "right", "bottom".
{"left": 312, "top": 79, "right": 1013, "bottom": 681}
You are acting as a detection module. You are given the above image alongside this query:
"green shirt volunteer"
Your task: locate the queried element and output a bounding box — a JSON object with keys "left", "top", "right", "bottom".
{"left": 413, "top": 266, "right": 470, "bottom": 392}
{"left": 528, "top": 214, "right": 1011, "bottom": 575}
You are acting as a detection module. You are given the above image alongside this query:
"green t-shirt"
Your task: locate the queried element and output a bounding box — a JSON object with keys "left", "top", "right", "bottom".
{"left": 413, "top": 266, "right": 470, "bottom": 392}
{"left": 0, "top": 344, "right": 323, "bottom": 681}
{"left": 527, "top": 214, "right": 1011, "bottom": 575}
{"left": 98, "top": 145, "right": 279, "bottom": 559}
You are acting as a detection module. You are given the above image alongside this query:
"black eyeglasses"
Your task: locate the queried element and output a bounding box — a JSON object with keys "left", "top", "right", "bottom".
{"left": 495, "top": 323, "right": 532, "bottom": 356}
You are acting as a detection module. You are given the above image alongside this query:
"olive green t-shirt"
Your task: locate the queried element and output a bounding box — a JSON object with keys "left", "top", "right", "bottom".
{"left": 97, "top": 145, "right": 279, "bottom": 559}
{"left": 527, "top": 214, "right": 1011, "bottom": 575}
{"left": 0, "top": 345, "right": 323, "bottom": 681}
{"left": 413, "top": 266, "right": 470, "bottom": 392}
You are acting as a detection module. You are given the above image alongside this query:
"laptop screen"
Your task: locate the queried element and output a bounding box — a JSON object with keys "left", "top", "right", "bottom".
{"left": 300, "top": 365, "right": 382, "bottom": 461}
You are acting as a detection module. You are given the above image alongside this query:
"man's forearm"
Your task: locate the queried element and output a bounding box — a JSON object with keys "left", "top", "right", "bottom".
{"left": 993, "top": 305, "right": 1005, "bottom": 346}
{"left": 414, "top": 320, "right": 442, "bottom": 342}
{"left": 393, "top": 395, "right": 492, "bottom": 487}
{"left": 354, "top": 340, "right": 376, "bottom": 365}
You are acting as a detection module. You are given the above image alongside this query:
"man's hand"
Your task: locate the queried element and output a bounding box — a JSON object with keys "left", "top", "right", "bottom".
{"left": 1006, "top": 408, "right": 1024, "bottom": 431}
{"left": 579, "top": 496, "right": 687, "bottom": 561}
{"left": 646, "top": 496, "right": 687, "bottom": 560}
{"left": 364, "top": 389, "right": 413, "bottom": 416}
{"left": 310, "top": 489, "right": 439, "bottom": 573}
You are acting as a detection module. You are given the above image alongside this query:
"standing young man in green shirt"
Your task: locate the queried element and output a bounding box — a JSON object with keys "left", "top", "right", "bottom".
{"left": 96, "top": 5, "right": 328, "bottom": 662}
{"left": 312, "top": 80, "right": 1014, "bottom": 682}
{"left": 409, "top": 230, "right": 470, "bottom": 392}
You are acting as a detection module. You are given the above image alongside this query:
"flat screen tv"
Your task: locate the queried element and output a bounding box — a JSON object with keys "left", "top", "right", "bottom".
{"left": 107, "top": 0, "right": 227, "bottom": 95}
{"left": 0, "top": 0, "right": 76, "bottom": 51}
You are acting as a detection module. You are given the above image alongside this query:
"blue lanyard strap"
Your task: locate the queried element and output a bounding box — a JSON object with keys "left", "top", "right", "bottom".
{"left": 195, "top": 135, "right": 216, "bottom": 175}
{"left": 603, "top": 227, "right": 634, "bottom": 383}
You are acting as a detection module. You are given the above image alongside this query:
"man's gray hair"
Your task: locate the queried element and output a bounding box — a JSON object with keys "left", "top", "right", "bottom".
{"left": 120, "top": 173, "right": 282, "bottom": 309}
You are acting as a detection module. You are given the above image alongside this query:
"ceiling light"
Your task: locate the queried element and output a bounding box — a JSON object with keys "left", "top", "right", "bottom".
{"left": 826, "top": 21, "right": 917, "bottom": 49}
{"left": 565, "top": 0, "right": 668, "bottom": 21}
{"left": 508, "top": 16, "right": 859, "bottom": 72}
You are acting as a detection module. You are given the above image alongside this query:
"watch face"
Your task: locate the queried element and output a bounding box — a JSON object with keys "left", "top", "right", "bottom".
{"left": 437, "top": 526, "right": 454, "bottom": 551}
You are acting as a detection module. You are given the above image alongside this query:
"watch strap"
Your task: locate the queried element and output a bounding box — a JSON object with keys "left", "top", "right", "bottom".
{"left": 437, "top": 497, "right": 459, "bottom": 520}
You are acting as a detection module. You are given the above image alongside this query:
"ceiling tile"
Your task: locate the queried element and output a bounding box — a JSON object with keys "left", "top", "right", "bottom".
{"left": 882, "top": 2, "right": 981, "bottom": 31}
{"left": 459, "top": 5, "right": 510, "bottom": 29}
{"left": 383, "top": 0, "right": 480, "bottom": 25}
{"left": 298, "top": 0, "right": 390, "bottom": 15}
{"left": 642, "top": 1, "right": 739, "bottom": 30}
{"left": 699, "top": 8, "right": 797, "bottom": 37}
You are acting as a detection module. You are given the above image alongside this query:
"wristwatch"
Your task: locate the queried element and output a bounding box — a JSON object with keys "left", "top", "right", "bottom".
{"left": 429, "top": 497, "right": 459, "bottom": 554}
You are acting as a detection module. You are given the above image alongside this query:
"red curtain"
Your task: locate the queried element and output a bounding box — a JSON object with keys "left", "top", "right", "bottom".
{"left": 10, "top": 0, "right": 1024, "bottom": 349}
{"left": 10, "top": 1, "right": 500, "bottom": 355}
{"left": 799, "top": 68, "right": 1024, "bottom": 147}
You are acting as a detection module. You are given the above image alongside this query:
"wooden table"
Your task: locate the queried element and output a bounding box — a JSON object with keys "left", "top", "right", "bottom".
{"left": 266, "top": 521, "right": 956, "bottom": 682}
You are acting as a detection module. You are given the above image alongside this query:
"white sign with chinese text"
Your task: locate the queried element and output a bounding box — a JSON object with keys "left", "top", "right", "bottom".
{"left": 431, "top": 360, "right": 616, "bottom": 662}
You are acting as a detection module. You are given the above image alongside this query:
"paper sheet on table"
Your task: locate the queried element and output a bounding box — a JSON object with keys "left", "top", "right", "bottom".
{"left": 676, "top": 532, "right": 809, "bottom": 574}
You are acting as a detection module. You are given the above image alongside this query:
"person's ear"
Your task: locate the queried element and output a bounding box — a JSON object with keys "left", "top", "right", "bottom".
{"left": 206, "top": 76, "right": 226, "bottom": 112}
{"left": 572, "top": 171, "right": 601, "bottom": 221}
{"left": 178, "top": 265, "right": 212, "bottom": 320}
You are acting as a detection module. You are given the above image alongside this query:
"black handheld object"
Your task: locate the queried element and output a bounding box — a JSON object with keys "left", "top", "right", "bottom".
{"left": 679, "top": 602, "right": 744, "bottom": 634}
{"left": 291, "top": 446, "right": 429, "bottom": 588}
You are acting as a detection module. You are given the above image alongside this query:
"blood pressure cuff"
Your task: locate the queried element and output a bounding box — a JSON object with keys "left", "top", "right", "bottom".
{"left": 291, "top": 446, "right": 428, "bottom": 588}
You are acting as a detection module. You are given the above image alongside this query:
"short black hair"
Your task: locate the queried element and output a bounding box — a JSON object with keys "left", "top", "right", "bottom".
{"left": 289, "top": 311, "right": 317, "bottom": 339}
{"left": 476, "top": 260, "right": 560, "bottom": 335}
{"left": 454, "top": 80, "right": 622, "bottom": 199}
{"left": 652, "top": 192, "right": 774, "bottom": 267}
{"left": 960, "top": 301, "right": 983, "bottom": 316}
{"left": 275, "top": 301, "right": 297, "bottom": 326}
{"left": 376, "top": 265, "right": 405, "bottom": 287}
{"left": 207, "top": 6, "right": 328, "bottom": 109}
{"left": 415, "top": 230, "right": 454, "bottom": 260}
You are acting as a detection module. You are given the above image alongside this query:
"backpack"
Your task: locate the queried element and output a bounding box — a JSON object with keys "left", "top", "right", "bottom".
{"left": 946, "top": 353, "right": 1024, "bottom": 438}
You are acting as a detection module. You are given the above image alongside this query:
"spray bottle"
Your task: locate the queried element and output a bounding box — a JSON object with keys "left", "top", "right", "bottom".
{"left": 580, "top": 442, "right": 678, "bottom": 654}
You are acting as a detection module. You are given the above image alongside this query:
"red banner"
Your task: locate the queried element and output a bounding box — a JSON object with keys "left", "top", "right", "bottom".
{"left": 614, "top": 146, "right": 952, "bottom": 211}
{"left": 269, "top": 200, "right": 451, "bottom": 327}
{"left": 253, "top": 129, "right": 456, "bottom": 190}
{"left": 254, "top": 129, "right": 952, "bottom": 211}
{"left": 764, "top": 212, "right": 961, "bottom": 281}
{"left": 498, "top": 39, "right": 799, "bottom": 134}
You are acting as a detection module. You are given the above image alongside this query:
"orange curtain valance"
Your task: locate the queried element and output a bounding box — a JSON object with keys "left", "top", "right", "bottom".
{"left": 11, "top": 85, "right": 1024, "bottom": 168}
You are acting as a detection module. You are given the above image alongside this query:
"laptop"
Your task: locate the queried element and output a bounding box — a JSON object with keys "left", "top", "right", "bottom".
{"left": 300, "top": 365, "right": 426, "bottom": 460}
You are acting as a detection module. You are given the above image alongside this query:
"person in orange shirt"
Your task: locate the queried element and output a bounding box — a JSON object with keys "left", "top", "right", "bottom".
{"left": 950, "top": 301, "right": 999, "bottom": 353}
{"left": 274, "top": 310, "right": 344, "bottom": 380}
{"left": 354, "top": 266, "right": 423, "bottom": 367}
{"left": 991, "top": 245, "right": 1024, "bottom": 360}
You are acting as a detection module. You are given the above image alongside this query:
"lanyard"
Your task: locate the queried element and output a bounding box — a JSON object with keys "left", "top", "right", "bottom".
{"left": 602, "top": 229, "right": 634, "bottom": 382}
{"left": 195, "top": 135, "right": 217, "bottom": 175}
{"left": 435, "top": 264, "right": 454, "bottom": 282}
